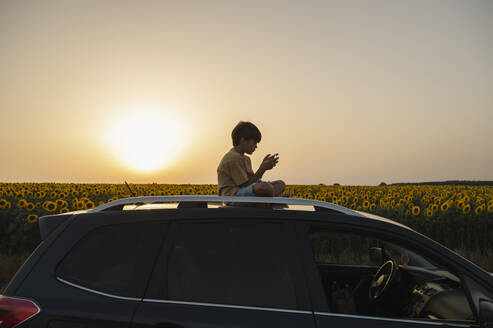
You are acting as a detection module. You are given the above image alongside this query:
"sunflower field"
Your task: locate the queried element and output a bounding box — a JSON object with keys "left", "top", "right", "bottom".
{"left": 1, "top": 182, "right": 492, "bottom": 280}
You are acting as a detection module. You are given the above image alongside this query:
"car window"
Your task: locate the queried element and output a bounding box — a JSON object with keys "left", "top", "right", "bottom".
{"left": 309, "top": 231, "right": 381, "bottom": 266}
{"left": 378, "top": 241, "right": 438, "bottom": 270}
{"left": 147, "top": 221, "right": 298, "bottom": 310}
{"left": 306, "top": 226, "right": 475, "bottom": 323}
{"left": 56, "top": 221, "right": 166, "bottom": 298}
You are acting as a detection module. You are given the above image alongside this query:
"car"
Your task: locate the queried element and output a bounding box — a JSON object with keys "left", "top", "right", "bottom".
{"left": 1, "top": 195, "right": 493, "bottom": 328}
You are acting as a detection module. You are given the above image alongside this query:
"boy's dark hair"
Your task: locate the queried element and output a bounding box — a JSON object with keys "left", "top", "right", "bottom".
{"left": 231, "top": 121, "right": 262, "bottom": 146}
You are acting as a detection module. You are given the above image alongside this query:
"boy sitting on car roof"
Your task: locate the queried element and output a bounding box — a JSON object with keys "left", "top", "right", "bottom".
{"left": 217, "top": 121, "right": 286, "bottom": 197}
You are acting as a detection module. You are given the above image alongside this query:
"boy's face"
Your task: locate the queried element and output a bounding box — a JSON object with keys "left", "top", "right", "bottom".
{"left": 241, "top": 138, "right": 257, "bottom": 155}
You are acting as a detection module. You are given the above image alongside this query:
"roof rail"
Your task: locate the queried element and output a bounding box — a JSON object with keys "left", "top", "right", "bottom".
{"left": 87, "top": 195, "right": 364, "bottom": 217}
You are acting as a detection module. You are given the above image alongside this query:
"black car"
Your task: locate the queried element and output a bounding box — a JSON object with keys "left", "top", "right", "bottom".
{"left": 2, "top": 195, "right": 493, "bottom": 328}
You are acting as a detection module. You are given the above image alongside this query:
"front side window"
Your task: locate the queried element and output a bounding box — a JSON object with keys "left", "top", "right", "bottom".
{"left": 149, "top": 222, "right": 298, "bottom": 310}
{"left": 309, "top": 231, "right": 381, "bottom": 266}
{"left": 307, "top": 227, "right": 475, "bottom": 323}
{"left": 57, "top": 221, "right": 166, "bottom": 298}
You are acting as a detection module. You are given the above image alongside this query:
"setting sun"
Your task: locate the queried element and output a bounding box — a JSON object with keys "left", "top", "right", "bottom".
{"left": 104, "top": 110, "right": 185, "bottom": 172}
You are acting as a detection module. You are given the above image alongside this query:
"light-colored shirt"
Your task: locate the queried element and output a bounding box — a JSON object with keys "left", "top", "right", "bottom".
{"left": 217, "top": 148, "right": 254, "bottom": 196}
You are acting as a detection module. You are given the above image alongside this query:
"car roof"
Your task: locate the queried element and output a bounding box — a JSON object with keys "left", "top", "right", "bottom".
{"left": 40, "top": 196, "right": 414, "bottom": 241}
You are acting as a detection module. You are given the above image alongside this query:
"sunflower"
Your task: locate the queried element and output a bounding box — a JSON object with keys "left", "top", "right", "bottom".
{"left": 50, "top": 191, "right": 57, "bottom": 198}
{"left": 412, "top": 206, "right": 421, "bottom": 216}
{"left": 27, "top": 214, "right": 39, "bottom": 223}
{"left": 17, "top": 199, "right": 27, "bottom": 207}
{"left": 475, "top": 205, "right": 484, "bottom": 215}
{"left": 59, "top": 207, "right": 69, "bottom": 214}
{"left": 425, "top": 208, "right": 433, "bottom": 217}
{"left": 43, "top": 201, "right": 57, "bottom": 212}
{"left": 457, "top": 200, "right": 464, "bottom": 209}
{"left": 440, "top": 202, "right": 449, "bottom": 212}
{"left": 26, "top": 202, "right": 35, "bottom": 211}
{"left": 488, "top": 204, "right": 493, "bottom": 213}
{"left": 0, "top": 199, "right": 7, "bottom": 208}
{"left": 362, "top": 200, "right": 370, "bottom": 209}
{"left": 369, "top": 203, "right": 376, "bottom": 211}
{"left": 405, "top": 209, "right": 411, "bottom": 215}
{"left": 462, "top": 204, "right": 471, "bottom": 215}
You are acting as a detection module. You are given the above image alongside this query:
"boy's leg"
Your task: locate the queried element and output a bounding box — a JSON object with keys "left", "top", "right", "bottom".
{"left": 252, "top": 182, "right": 274, "bottom": 197}
{"left": 270, "top": 180, "right": 286, "bottom": 197}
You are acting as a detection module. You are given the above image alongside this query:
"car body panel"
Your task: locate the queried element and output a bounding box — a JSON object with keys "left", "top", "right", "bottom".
{"left": 2, "top": 197, "right": 492, "bottom": 328}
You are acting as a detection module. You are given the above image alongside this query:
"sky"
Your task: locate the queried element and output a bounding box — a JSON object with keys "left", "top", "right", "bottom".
{"left": 1, "top": 0, "right": 492, "bottom": 185}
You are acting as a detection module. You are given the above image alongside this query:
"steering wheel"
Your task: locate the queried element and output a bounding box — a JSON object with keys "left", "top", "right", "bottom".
{"left": 368, "top": 259, "right": 397, "bottom": 301}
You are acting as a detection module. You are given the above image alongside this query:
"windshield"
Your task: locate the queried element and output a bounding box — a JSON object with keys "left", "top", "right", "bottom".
{"left": 383, "top": 241, "right": 438, "bottom": 270}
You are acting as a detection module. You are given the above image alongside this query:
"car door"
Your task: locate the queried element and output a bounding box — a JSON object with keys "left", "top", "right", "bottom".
{"left": 296, "top": 221, "right": 480, "bottom": 328}
{"left": 14, "top": 213, "right": 169, "bottom": 328}
{"left": 131, "top": 218, "right": 316, "bottom": 328}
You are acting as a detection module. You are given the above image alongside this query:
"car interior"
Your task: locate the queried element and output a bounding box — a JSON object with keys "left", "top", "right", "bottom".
{"left": 307, "top": 228, "right": 475, "bottom": 323}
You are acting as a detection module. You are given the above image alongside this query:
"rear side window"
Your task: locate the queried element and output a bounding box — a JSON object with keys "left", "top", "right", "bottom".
{"left": 147, "top": 222, "right": 298, "bottom": 309}
{"left": 57, "top": 221, "right": 166, "bottom": 298}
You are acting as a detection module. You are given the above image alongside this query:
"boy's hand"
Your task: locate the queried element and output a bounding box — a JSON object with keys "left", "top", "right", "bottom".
{"left": 260, "top": 153, "right": 279, "bottom": 171}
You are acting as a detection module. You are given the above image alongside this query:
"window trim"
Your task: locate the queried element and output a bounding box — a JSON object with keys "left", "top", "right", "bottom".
{"left": 56, "top": 276, "right": 313, "bottom": 316}
{"left": 314, "top": 312, "right": 476, "bottom": 328}
{"left": 142, "top": 298, "right": 313, "bottom": 314}
{"left": 56, "top": 277, "right": 141, "bottom": 301}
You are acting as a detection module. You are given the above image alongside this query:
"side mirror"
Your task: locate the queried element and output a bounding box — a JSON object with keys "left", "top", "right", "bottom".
{"left": 479, "top": 299, "right": 493, "bottom": 328}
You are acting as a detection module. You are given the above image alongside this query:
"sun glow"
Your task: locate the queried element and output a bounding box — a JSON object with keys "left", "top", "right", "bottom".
{"left": 105, "top": 110, "right": 186, "bottom": 172}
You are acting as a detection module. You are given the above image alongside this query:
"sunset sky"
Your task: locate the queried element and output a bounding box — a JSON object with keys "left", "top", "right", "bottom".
{"left": 1, "top": 0, "right": 492, "bottom": 185}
